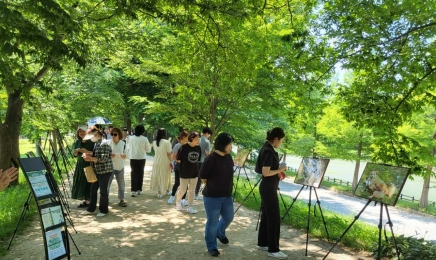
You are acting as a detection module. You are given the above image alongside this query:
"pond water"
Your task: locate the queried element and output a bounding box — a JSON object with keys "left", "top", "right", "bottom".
{"left": 285, "top": 155, "right": 436, "bottom": 203}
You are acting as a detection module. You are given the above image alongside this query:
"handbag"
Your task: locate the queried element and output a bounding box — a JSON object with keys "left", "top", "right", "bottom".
{"left": 84, "top": 165, "right": 97, "bottom": 183}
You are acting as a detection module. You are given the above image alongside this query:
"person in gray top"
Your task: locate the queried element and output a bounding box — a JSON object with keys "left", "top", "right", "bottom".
{"left": 195, "top": 127, "right": 212, "bottom": 199}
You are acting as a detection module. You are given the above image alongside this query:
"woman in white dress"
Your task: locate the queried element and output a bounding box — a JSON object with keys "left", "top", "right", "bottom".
{"left": 150, "top": 128, "right": 172, "bottom": 198}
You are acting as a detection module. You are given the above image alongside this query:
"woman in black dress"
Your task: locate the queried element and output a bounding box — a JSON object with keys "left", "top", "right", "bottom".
{"left": 71, "top": 125, "right": 95, "bottom": 208}
{"left": 255, "top": 127, "right": 288, "bottom": 259}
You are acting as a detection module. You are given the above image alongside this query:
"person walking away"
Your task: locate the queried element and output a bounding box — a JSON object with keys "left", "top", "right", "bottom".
{"left": 199, "top": 133, "right": 235, "bottom": 257}
{"left": 195, "top": 127, "right": 212, "bottom": 200}
{"left": 81, "top": 127, "right": 113, "bottom": 217}
{"left": 150, "top": 128, "right": 172, "bottom": 198}
{"left": 176, "top": 131, "right": 201, "bottom": 213}
{"left": 71, "top": 125, "right": 95, "bottom": 208}
{"left": 255, "top": 127, "right": 288, "bottom": 259}
{"left": 126, "top": 125, "right": 151, "bottom": 197}
{"left": 168, "top": 130, "right": 189, "bottom": 205}
{"left": 106, "top": 127, "right": 128, "bottom": 207}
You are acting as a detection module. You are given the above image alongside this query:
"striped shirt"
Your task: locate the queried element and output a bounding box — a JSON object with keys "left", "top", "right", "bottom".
{"left": 93, "top": 142, "right": 113, "bottom": 174}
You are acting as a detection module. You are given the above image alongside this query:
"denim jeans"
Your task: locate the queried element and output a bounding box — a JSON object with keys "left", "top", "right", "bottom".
{"left": 203, "top": 196, "right": 234, "bottom": 250}
{"left": 107, "top": 168, "right": 125, "bottom": 200}
{"left": 87, "top": 171, "right": 112, "bottom": 214}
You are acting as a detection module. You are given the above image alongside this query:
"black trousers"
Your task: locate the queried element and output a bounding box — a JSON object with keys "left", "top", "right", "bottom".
{"left": 171, "top": 169, "right": 186, "bottom": 199}
{"left": 130, "top": 159, "right": 146, "bottom": 192}
{"left": 258, "top": 176, "right": 281, "bottom": 253}
{"left": 195, "top": 162, "right": 203, "bottom": 194}
{"left": 87, "top": 172, "right": 111, "bottom": 214}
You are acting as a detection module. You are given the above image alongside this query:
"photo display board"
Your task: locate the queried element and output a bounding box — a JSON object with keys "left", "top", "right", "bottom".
{"left": 27, "top": 170, "right": 53, "bottom": 198}
{"left": 45, "top": 228, "right": 67, "bottom": 260}
{"left": 294, "top": 157, "right": 330, "bottom": 188}
{"left": 19, "top": 157, "right": 70, "bottom": 260}
{"left": 354, "top": 163, "right": 410, "bottom": 206}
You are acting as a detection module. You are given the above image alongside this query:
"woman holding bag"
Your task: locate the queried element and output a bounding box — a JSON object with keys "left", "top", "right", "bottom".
{"left": 71, "top": 125, "right": 95, "bottom": 208}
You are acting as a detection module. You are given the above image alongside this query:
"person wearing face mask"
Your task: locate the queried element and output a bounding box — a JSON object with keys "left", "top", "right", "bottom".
{"left": 81, "top": 127, "right": 113, "bottom": 217}
{"left": 71, "top": 125, "right": 95, "bottom": 208}
{"left": 255, "top": 127, "right": 288, "bottom": 259}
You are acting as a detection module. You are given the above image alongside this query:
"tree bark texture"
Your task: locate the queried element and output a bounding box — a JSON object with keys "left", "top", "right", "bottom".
{"left": 0, "top": 89, "right": 24, "bottom": 185}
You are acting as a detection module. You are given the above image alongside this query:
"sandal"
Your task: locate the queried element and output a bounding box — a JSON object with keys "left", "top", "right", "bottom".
{"left": 119, "top": 200, "right": 127, "bottom": 207}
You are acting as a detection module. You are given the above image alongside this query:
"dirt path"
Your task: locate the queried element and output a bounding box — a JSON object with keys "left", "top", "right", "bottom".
{"left": 4, "top": 160, "right": 372, "bottom": 260}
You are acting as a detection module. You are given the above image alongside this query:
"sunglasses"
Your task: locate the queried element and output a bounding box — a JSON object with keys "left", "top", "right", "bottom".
{"left": 110, "top": 133, "right": 118, "bottom": 137}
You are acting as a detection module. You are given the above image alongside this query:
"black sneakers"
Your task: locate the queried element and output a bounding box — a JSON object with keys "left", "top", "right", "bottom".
{"left": 208, "top": 249, "right": 220, "bottom": 257}
{"left": 217, "top": 236, "right": 229, "bottom": 244}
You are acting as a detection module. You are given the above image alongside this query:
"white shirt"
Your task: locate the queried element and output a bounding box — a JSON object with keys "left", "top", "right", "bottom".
{"left": 127, "top": 135, "right": 151, "bottom": 160}
{"left": 106, "top": 139, "right": 126, "bottom": 171}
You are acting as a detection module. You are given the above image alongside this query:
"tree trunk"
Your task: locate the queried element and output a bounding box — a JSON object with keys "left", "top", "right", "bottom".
{"left": 0, "top": 89, "right": 24, "bottom": 185}
{"left": 420, "top": 169, "right": 431, "bottom": 208}
{"left": 352, "top": 133, "right": 363, "bottom": 191}
{"left": 420, "top": 127, "right": 436, "bottom": 208}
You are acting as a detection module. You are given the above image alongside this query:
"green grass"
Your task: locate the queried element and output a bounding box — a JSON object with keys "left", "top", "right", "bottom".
{"left": 0, "top": 177, "right": 37, "bottom": 255}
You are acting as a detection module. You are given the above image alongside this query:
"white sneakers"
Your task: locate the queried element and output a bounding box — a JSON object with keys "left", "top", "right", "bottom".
{"left": 157, "top": 194, "right": 163, "bottom": 199}
{"left": 176, "top": 201, "right": 197, "bottom": 214}
{"left": 131, "top": 191, "right": 137, "bottom": 197}
{"left": 168, "top": 198, "right": 187, "bottom": 205}
{"left": 187, "top": 206, "right": 197, "bottom": 214}
{"left": 137, "top": 190, "right": 142, "bottom": 195}
{"left": 267, "top": 251, "right": 288, "bottom": 259}
{"left": 194, "top": 195, "right": 201, "bottom": 200}
{"left": 81, "top": 211, "right": 107, "bottom": 217}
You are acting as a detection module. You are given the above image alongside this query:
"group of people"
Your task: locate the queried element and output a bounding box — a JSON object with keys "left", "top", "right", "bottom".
{"left": 70, "top": 123, "right": 289, "bottom": 259}
{"left": 199, "top": 127, "right": 288, "bottom": 259}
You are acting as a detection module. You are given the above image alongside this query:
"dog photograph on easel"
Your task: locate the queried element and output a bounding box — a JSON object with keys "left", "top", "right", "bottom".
{"left": 323, "top": 163, "right": 410, "bottom": 260}
{"left": 354, "top": 163, "right": 409, "bottom": 206}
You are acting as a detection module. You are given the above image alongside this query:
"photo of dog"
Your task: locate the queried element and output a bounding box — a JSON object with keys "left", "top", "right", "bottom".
{"left": 366, "top": 170, "right": 397, "bottom": 199}
{"left": 355, "top": 163, "right": 409, "bottom": 206}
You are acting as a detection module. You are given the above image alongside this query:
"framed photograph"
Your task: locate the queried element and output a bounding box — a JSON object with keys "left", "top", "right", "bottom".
{"left": 294, "top": 157, "right": 330, "bottom": 188}
{"left": 354, "top": 163, "right": 410, "bottom": 206}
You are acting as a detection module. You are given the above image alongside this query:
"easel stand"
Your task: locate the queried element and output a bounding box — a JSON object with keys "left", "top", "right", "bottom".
{"left": 233, "top": 165, "right": 259, "bottom": 204}
{"left": 280, "top": 185, "right": 330, "bottom": 256}
{"left": 323, "top": 200, "right": 400, "bottom": 260}
{"left": 7, "top": 192, "right": 32, "bottom": 250}
{"left": 37, "top": 144, "right": 71, "bottom": 211}
{"left": 12, "top": 157, "right": 81, "bottom": 259}
{"left": 234, "top": 175, "right": 262, "bottom": 214}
